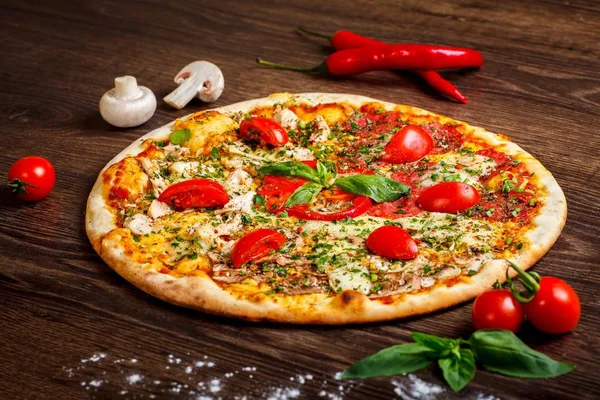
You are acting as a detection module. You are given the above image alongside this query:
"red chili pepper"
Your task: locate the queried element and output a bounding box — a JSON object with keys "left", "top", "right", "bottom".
{"left": 285, "top": 196, "right": 372, "bottom": 221}
{"left": 297, "top": 27, "right": 468, "bottom": 103}
{"left": 257, "top": 44, "right": 483, "bottom": 76}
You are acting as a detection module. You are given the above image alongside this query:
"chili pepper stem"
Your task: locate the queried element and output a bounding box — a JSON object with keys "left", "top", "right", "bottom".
{"left": 297, "top": 26, "right": 332, "bottom": 40}
{"left": 256, "top": 58, "right": 327, "bottom": 73}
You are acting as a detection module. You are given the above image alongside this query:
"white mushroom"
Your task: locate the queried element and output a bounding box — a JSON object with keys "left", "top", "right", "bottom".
{"left": 99, "top": 76, "right": 156, "bottom": 128}
{"left": 163, "top": 61, "right": 224, "bottom": 109}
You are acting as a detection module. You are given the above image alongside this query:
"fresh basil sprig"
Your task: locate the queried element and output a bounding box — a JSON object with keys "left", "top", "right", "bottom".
{"left": 259, "top": 161, "right": 321, "bottom": 183}
{"left": 333, "top": 174, "right": 410, "bottom": 203}
{"left": 259, "top": 161, "right": 410, "bottom": 203}
{"left": 285, "top": 182, "right": 323, "bottom": 207}
{"left": 342, "top": 330, "right": 574, "bottom": 392}
{"left": 169, "top": 128, "right": 191, "bottom": 145}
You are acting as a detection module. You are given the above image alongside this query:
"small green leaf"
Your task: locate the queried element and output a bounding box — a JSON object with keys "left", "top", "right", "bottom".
{"left": 169, "top": 128, "right": 191, "bottom": 145}
{"left": 285, "top": 182, "right": 323, "bottom": 207}
{"left": 411, "top": 332, "right": 460, "bottom": 357}
{"left": 438, "top": 349, "right": 476, "bottom": 392}
{"left": 469, "top": 330, "right": 574, "bottom": 378}
{"left": 259, "top": 161, "right": 321, "bottom": 183}
{"left": 333, "top": 174, "right": 411, "bottom": 203}
{"left": 316, "top": 161, "right": 337, "bottom": 187}
{"left": 341, "top": 343, "right": 434, "bottom": 379}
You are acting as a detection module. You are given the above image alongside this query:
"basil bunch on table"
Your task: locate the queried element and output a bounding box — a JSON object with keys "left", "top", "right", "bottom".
{"left": 342, "top": 330, "right": 574, "bottom": 392}
{"left": 259, "top": 160, "right": 410, "bottom": 206}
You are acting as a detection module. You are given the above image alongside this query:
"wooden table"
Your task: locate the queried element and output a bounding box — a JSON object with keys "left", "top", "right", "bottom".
{"left": 1, "top": 1, "right": 598, "bottom": 398}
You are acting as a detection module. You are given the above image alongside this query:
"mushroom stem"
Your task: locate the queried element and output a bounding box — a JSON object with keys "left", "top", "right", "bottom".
{"left": 163, "top": 73, "right": 204, "bottom": 110}
{"left": 114, "top": 76, "right": 143, "bottom": 99}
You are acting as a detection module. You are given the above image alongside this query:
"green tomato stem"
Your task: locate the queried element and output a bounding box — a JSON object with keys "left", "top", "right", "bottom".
{"left": 506, "top": 260, "right": 541, "bottom": 303}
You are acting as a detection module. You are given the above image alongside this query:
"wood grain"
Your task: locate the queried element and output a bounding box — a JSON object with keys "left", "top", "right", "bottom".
{"left": 0, "top": 0, "right": 599, "bottom": 399}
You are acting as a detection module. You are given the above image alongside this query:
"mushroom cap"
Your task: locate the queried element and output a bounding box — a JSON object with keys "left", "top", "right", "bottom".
{"left": 100, "top": 84, "right": 157, "bottom": 128}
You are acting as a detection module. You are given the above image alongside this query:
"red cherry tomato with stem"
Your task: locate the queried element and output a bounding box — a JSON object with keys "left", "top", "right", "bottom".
{"left": 472, "top": 290, "right": 525, "bottom": 333}
{"left": 366, "top": 225, "right": 418, "bottom": 260}
{"left": 231, "top": 229, "right": 286, "bottom": 268}
{"left": 239, "top": 117, "right": 289, "bottom": 147}
{"left": 417, "top": 182, "right": 480, "bottom": 213}
{"left": 8, "top": 156, "right": 56, "bottom": 201}
{"left": 381, "top": 125, "right": 434, "bottom": 164}
{"left": 158, "top": 179, "right": 229, "bottom": 210}
{"left": 524, "top": 277, "right": 581, "bottom": 334}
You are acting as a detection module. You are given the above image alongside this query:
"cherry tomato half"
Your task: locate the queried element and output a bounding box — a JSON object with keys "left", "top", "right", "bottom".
{"left": 239, "top": 117, "right": 289, "bottom": 147}
{"left": 366, "top": 225, "right": 418, "bottom": 260}
{"left": 417, "top": 182, "right": 481, "bottom": 213}
{"left": 158, "top": 179, "right": 229, "bottom": 210}
{"left": 231, "top": 229, "right": 286, "bottom": 268}
{"left": 381, "top": 125, "right": 434, "bottom": 164}
{"left": 525, "top": 277, "right": 581, "bottom": 334}
{"left": 472, "top": 290, "right": 525, "bottom": 333}
{"left": 8, "top": 156, "right": 56, "bottom": 202}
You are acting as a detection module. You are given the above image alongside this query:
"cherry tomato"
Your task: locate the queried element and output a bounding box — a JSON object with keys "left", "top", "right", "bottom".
{"left": 381, "top": 125, "right": 434, "bottom": 164}
{"left": 417, "top": 182, "right": 480, "bottom": 213}
{"left": 231, "top": 229, "right": 286, "bottom": 268}
{"left": 239, "top": 117, "right": 289, "bottom": 147}
{"left": 8, "top": 156, "right": 56, "bottom": 201}
{"left": 472, "top": 290, "right": 525, "bottom": 333}
{"left": 525, "top": 277, "right": 581, "bottom": 334}
{"left": 158, "top": 179, "right": 229, "bottom": 210}
{"left": 257, "top": 175, "right": 307, "bottom": 209}
{"left": 366, "top": 225, "right": 418, "bottom": 260}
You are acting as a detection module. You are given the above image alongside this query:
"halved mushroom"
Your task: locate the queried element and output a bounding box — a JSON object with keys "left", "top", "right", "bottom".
{"left": 163, "top": 61, "right": 224, "bottom": 110}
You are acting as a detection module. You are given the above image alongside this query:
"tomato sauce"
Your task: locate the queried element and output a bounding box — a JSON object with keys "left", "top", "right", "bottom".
{"left": 422, "top": 122, "right": 465, "bottom": 154}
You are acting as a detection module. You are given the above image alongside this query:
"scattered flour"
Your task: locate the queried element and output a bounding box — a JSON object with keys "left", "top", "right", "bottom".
{"left": 392, "top": 374, "right": 445, "bottom": 400}
{"left": 63, "top": 351, "right": 499, "bottom": 399}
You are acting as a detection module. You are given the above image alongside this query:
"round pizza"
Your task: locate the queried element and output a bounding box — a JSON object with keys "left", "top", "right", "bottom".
{"left": 86, "top": 93, "right": 566, "bottom": 324}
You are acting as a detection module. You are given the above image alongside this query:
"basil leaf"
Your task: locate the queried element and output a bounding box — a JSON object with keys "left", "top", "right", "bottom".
{"left": 341, "top": 343, "right": 434, "bottom": 379}
{"left": 259, "top": 161, "right": 321, "bottom": 183}
{"left": 438, "top": 349, "right": 476, "bottom": 392}
{"left": 469, "top": 330, "right": 574, "bottom": 378}
{"left": 316, "top": 161, "right": 337, "bottom": 187}
{"left": 285, "top": 182, "right": 323, "bottom": 207}
{"left": 333, "top": 174, "right": 411, "bottom": 203}
{"left": 411, "top": 332, "right": 460, "bottom": 357}
{"left": 169, "top": 128, "right": 191, "bottom": 145}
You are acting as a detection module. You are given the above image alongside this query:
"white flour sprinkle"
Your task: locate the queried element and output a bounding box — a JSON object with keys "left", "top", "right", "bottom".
{"left": 208, "top": 378, "right": 221, "bottom": 393}
{"left": 392, "top": 374, "right": 445, "bottom": 400}
{"left": 265, "top": 387, "right": 301, "bottom": 400}
{"left": 126, "top": 374, "right": 143, "bottom": 385}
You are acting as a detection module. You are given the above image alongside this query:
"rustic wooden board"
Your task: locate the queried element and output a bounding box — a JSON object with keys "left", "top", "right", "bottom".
{"left": 0, "top": 0, "right": 598, "bottom": 399}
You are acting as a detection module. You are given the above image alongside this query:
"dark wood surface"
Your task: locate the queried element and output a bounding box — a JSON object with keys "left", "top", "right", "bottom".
{"left": 1, "top": 1, "right": 599, "bottom": 399}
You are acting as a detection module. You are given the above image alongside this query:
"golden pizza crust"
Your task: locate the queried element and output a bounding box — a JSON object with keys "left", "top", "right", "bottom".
{"left": 86, "top": 93, "right": 567, "bottom": 324}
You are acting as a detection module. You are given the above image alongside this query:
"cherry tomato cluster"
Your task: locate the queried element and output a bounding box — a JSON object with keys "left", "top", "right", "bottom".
{"left": 472, "top": 262, "right": 580, "bottom": 334}
{"left": 8, "top": 156, "right": 56, "bottom": 201}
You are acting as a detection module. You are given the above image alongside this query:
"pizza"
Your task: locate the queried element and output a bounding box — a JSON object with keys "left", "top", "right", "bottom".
{"left": 86, "top": 93, "right": 566, "bottom": 324}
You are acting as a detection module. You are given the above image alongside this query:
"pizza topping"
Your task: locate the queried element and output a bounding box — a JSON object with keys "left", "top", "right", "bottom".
{"left": 308, "top": 115, "right": 331, "bottom": 144}
{"left": 381, "top": 125, "right": 434, "bottom": 164}
{"left": 231, "top": 229, "right": 287, "bottom": 268}
{"left": 239, "top": 117, "right": 289, "bottom": 147}
{"left": 417, "top": 182, "right": 481, "bottom": 213}
{"left": 158, "top": 179, "right": 229, "bottom": 210}
{"left": 147, "top": 199, "right": 174, "bottom": 219}
{"left": 273, "top": 108, "right": 300, "bottom": 131}
{"left": 286, "top": 196, "right": 373, "bottom": 221}
{"left": 366, "top": 226, "right": 419, "bottom": 260}
{"left": 124, "top": 214, "right": 154, "bottom": 236}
